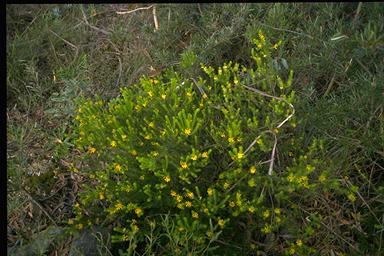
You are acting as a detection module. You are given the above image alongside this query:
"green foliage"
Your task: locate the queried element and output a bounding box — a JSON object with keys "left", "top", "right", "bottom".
{"left": 70, "top": 33, "right": 349, "bottom": 255}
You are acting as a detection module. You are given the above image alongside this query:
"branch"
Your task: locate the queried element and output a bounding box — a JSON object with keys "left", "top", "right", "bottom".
{"left": 116, "top": 5, "right": 154, "bottom": 15}
{"left": 80, "top": 5, "right": 109, "bottom": 35}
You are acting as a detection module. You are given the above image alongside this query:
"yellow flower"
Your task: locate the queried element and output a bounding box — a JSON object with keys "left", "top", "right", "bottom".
{"left": 228, "top": 137, "right": 235, "bottom": 144}
{"left": 185, "top": 201, "right": 192, "bottom": 208}
{"left": 99, "top": 192, "right": 105, "bottom": 200}
{"left": 177, "top": 203, "right": 183, "bottom": 209}
{"left": 184, "top": 128, "right": 192, "bottom": 136}
{"left": 135, "top": 208, "right": 143, "bottom": 217}
{"left": 147, "top": 91, "right": 153, "bottom": 97}
{"left": 131, "top": 149, "right": 137, "bottom": 156}
{"left": 148, "top": 122, "right": 155, "bottom": 128}
{"left": 237, "top": 152, "right": 244, "bottom": 159}
{"left": 191, "top": 154, "right": 198, "bottom": 161}
{"left": 115, "top": 163, "right": 122, "bottom": 172}
{"left": 202, "top": 151, "right": 209, "bottom": 158}
{"left": 144, "top": 134, "right": 152, "bottom": 140}
{"left": 229, "top": 201, "right": 235, "bottom": 207}
{"left": 248, "top": 206, "right": 255, "bottom": 213}
{"left": 180, "top": 162, "right": 188, "bottom": 169}
{"left": 207, "top": 188, "right": 214, "bottom": 196}
{"left": 163, "top": 176, "right": 171, "bottom": 183}
{"left": 289, "top": 247, "right": 295, "bottom": 255}
{"left": 88, "top": 147, "right": 96, "bottom": 153}
{"left": 152, "top": 151, "right": 159, "bottom": 157}
{"left": 202, "top": 93, "right": 208, "bottom": 99}
{"left": 191, "top": 211, "right": 199, "bottom": 219}
{"left": 261, "top": 224, "right": 272, "bottom": 234}
{"left": 296, "top": 239, "right": 303, "bottom": 247}
{"left": 115, "top": 202, "right": 124, "bottom": 211}
{"left": 121, "top": 134, "right": 127, "bottom": 140}
{"left": 262, "top": 210, "right": 270, "bottom": 219}
{"left": 135, "top": 105, "right": 142, "bottom": 111}
{"left": 220, "top": 133, "right": 226, "bottom": 138}
{"left": 68, "top": 219, "right": 74, "bottom": 225}
{"left": 170, "top": 190, "right": 177, "bottom": 197}
{"left": 161, "top": 94, "right": 166, "bottom": 100}
{"left": 176, "top": 195, "right": 183, "bottom": 203}
{"left": 250, "top": 166, "right": 256, "bottom": 174}
{"left": 276, "top": 216, "right": 282, "bottom": 223}
{"left": 287, "top": 174, "right": 295, "bottom": 182}
{"left": 274, "top": 208, "right": 281, "bottom": 215}
{"left": 122, "top": 234, "right": 129, "bottom": 241}
{"left": 76, "top": 223, "right": 84, "bottom": 230}
{"left": 187, "top": 92, "right": 193, "bottom": 97}
{"left": 233, "top": 78, "right": 239, "bottom": 85}
{"left": 186, "top": 192, "right": 194, "bottom": 199}
{"left": 223, "top": 182, "right": 230, "bottom": 189}
{"left": 218, "top": 218, "right": 225, "bottom": 228}
{"left": 111, "top": 141, "right": 117, "bottom": 147}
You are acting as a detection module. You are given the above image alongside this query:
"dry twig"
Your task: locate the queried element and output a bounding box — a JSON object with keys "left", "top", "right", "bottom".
{"left": 116, "top": 5, "right": 154, "bottom": 15}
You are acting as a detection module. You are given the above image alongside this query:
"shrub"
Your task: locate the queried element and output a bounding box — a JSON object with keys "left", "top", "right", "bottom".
{"left": 70, "top": 32, "right": 349, "bottom": 255}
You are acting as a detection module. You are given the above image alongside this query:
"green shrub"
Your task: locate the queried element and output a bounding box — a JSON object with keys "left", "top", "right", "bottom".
{"left": 70, "top": 32, "right": 349, "bottom": 255}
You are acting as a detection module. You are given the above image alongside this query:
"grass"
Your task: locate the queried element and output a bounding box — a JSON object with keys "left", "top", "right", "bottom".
{"left": 7, "top": 3, "right": 384, "bottom": 255}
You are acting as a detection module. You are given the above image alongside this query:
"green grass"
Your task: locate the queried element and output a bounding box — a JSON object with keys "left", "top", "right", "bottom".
{"left": 7, "top": 3, "right": 384, "bottom": 255}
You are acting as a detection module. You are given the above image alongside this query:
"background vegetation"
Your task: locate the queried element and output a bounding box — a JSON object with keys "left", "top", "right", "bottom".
{"left": 7, "top": 3, "right": 384, "bottom": 255}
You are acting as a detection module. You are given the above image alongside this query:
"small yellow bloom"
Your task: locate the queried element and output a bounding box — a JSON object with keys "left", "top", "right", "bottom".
{"left": 184, "top": 128, "right": 192, "bottom": 136}
{"left": 248, "top": 206, "right": 255, "bottom": 213}
{"left": 131, "top": 149, "right": 137, "bottom": 156}
{"left": 121, "top": 134, "right": 127, "bottom": 140}
{"left": 148, "top": 122, "right": 155, "bottom": 128}
{"left": 191, "top": 154, "right": 198, "bottom": 161}
{"left": 161, "top": 94, "right": 166, "bottom": 100}
{"left": 147, "top": 91, "right": 153, "bottom": 97}
{"left": 191, "top": 211, "right": 199, "bottom": 219}
{"left": 152, "top": 151, "right": 159, "bottom": 157}
{"left": 202, "top": 151, "right": 209, "bottom": 158}
{"left": 99, "top": 192, "right": 105, "bottom": 200}
{"left": 176, "top": 195, "right": 183, "bottom": 203}
{"left": 296, "top": 239, "right": 303, "bottom": 247}
{"left": 237, "top": 152, "right": 244, "bottom": 159}
{"left": 111, "top": 141, "right": 117, "bottom": 147}
{"left": 186, "top": 92, "right": 193, "bottom": 97}
{"left": 223, "top": 182, "right": 230, "bottom": 189}
{"left": 163, "top": 176, "right": 171, "bottom": 183}
{"left": 76, "top": 223, "right": 84, "bottom": 230}
{"left": 115, "top": 163, "right": 122, "bottom": 172}
{"left": 229, "top": 201, "right": 235, "bottom": 207}
{"left": 218, "top": 218, "right": 225, "bottom": 228}
{"left": 180, "top": 162, "right": 188, "bottom": 169}
{"left": 202, "top": 94, "right": 208, "bottom": 99}
{"left": 68, "top": 219, "right": 74, "bottom": 225}
{"left": 274, "top": 208, "right": 281, "bottom": 215}
{"left": 233, "top": 78, "right": 239, "bottom": 85}
{"left": 177, "top": 203, "right": 183, "bottom": 209}
{"left": 144, "top": 134, "right": 152, "bottom": 140}
{"left": 287, "top": 174, "right": 295, "bottom": 182}
{"left": 115, "top": 202, "right": 124, "bottom": 211}
{"left": 88, "top": 147, "right": 96, "bottom": 153}
{"left": 135, "top": 208, "right": 143, "bottom": 217}
{"left": 228, "top": 137, "right": 235, "bottom": 144}
{"left": 207, "top": 188, "right": 214, "bottom": 196}
{"left": 289, "top": 247, "right": 295, "bottom": 255}
{"left": 220, "top": 133, "right": 226, "bottom": 138}
{"left": 122, "top": 234, "right": 129, "bottom": 241}
{"left": 250, "top": 166, "right": 256, "bottom": 174}
{"left": 135, "top": 105, "right": 142, "bottom": 111}
{"left": 186, "top": 192, "right": 194, "bottom": 199}
{"left": 261, "top": 224, "right": 272, "bottom": 234}
{"left": 262, "top": 210, "right": 270, "bottom": 219}
{"left": 185, "top": 201, "right": 192, "bottom": 208}
{"left": 276, "top": 216, "right": 282, "bottom": 223}
{"left": 170, "top": 190, "right": 177, "bottom": 197}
